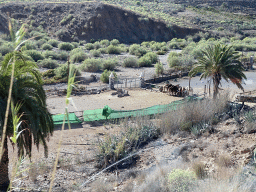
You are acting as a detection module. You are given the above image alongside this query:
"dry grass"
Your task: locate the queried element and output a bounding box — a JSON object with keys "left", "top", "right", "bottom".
{"left": 192, "top": 161, "right": 206, "bottom": 179}
{"left": 159, "top": 93, "right": 229, "bottom": 134}
{"left": 216, "top": 154, "right": 232, "bottom": 168}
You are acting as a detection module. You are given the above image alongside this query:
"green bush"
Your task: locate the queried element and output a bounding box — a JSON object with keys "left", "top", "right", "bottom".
{"left": 93, "top": 41, "right": 102, "bottom": 49}
{"left": 123, "top": 57, "right": 138, "bottom": 68}
{"left": 70, "top": 52, "right": 88, "bottom": 63}
{"left": 70, "top": 48, "right": 83, "bottom": 56}
{"left": 58, "top": 42, "right": 74, "bottom": 51}
{"left": 168, "top": 169, "right": 196, "bottom": 192}
{"left": 42, "top": 69, "right": 55, "bottom": 78}
{"left": 80, "top": 58, "right": 102, "bottom": 72}
{"left": 43, "top": 50, "right": 59, "bottom": 60}
{"left": 129, "top": 44, "right": 147, "bottom": 56}
{"left": 102, "top": 58, "right": 118, "bottom": 70}
{"left": 119, "top": 44, "right": 129, "bottom": 52}
{"left": 36, "top": 39, "right": 47, "bottom": 47}
{"left": 98, "top": 48, "right": 107, "bottom": 54}
{"left": 110, "top": 39, "right": 120, "bottom": 46}
{"left": 38, "top": 58, "right": 58, "bottom": 69}
{"left": 168, "top": 52, "right": 181, "bottom": 68}
{"left": 90, "top": 49, "right": 101, "bottom": 57}
{"left": 58, "top": 51, "right": 69, "bottom": 60}
{"left": 48, "top": 39, "right": 59, "bottom": 47}
{"left": 155, "top": 62, "right": 164, "bottom": 76}
{"left": 84, "top": 43, "right": 94, "bottom": 50}
{"left": 24, "top": 40, "right": 37, "bottom": 50}
{"left": 100, "top": 39, "right": 110, "bottom": 47}
{"left": 55, "top": 63, "right": 81, "bottom": 79}
{"left": 41, "top": 43, "right": 53, "bottom": 50}
{"left": 150, "top": 42, "right": 162, "bottom": 51}
{"left": 144, "top": 52, "right": 158, "bottom": 63}
{"left": 0, "top": 43, "right": 14, "bottom": 56}
{"left": 100, "top": 69, "right": 117, "bottom": 83}
{"left": 71, "top": 42, "right": 79, "bottom": 48}
{"left": 24, "top": 50, "right": 44, "bottom": 62}
{"left": 138, "top": 55, "right": 153, "bottom": 67}
{"left": 107, "top": 45, "right": 121, "bottom": 54}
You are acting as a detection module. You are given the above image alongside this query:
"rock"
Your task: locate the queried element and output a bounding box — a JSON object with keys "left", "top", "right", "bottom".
{"left": 241, "top": 148, "right": 251, "bottom": 154}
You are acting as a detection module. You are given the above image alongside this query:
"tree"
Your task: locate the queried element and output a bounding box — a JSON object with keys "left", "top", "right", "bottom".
{"left": 189, "top": 44, "right": 247, "bottom": 98}
{"left": 0, "top": 23, "right": 54, "bottom": 191}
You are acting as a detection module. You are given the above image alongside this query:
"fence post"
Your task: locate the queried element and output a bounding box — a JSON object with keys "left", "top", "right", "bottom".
{"left": 109, "top": 72, "right": 115, "bottom": 90}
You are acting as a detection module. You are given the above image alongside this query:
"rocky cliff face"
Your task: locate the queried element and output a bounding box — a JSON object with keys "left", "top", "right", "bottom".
{"left": 0, "top": 2, "right": 200, "bottom": 43}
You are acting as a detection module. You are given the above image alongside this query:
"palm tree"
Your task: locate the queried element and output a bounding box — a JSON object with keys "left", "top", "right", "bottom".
{"left": 0, "top": 25, "right": 54, "bottom": 191}
{"left": 189, "top": 43, "right": 247, "bottom": 98}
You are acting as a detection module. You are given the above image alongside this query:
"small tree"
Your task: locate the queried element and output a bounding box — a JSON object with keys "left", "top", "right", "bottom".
{"left": 155, "top": 61, "right": 164, "bottom": 77}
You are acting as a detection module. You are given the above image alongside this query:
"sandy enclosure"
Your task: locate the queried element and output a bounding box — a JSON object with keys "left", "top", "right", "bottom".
{"left": 46, "top": 89, "right": 183, "bottom": 114}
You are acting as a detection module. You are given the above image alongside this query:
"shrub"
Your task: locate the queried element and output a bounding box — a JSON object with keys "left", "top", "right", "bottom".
{"left": 70, "top": 48, "right": 83, "bottom": 56}
{"left": 38, "top": 58, "right": 58, "bottom": 69}
{"left": 58, "top": 51, "right": 69, "bottom": 60}
{"left": 168, "top": 169, "right": 196, "bottom": 192}
{"left": 98, "top": 48, "right": 107, "bottom": 54}
{"left": 58, "top": 42, "right": 74, "bottom": 51}
{"left": 80, "top": 58, "right": 102, "bottom": 72}
{"left": 36, "top": 39, "right": 47, "bottom": 47}
{"left": 55, "top": 63, "right": 81, "bottom": 79}
{"left": 71, "top": 42, "right": 79, "bottom": 48}
{"left": 155, "top": 62, "right": 164, "bottom": 76}
{"left": 70, "top": 52, "right": 88, "bottom": 63}
{"left": 100, "top": 69, "right": 117, "bottom": 83}
{"left": 168, "top": 52, "right": 181, "bottom": 68}
{"left": 123, "top": 57, "right": 138, "bottom": 68}
{"left": 144, "top": 52, "right": 158, "bottom": 63}
{"left": 138, "top": 55, "right": 153, "bottom": 67}
{"left": 42, "top": 69, "right": 55, "bottom": 78}
{"left": 24, "top": 50, "right": 44, "bottom": 62}
{"left": 24, "top": 40, "right": 37, "bottom": 50}
{"left": 119, "top": 44, "right": 129, "bottom": 52}
{"left": 0, "top": 43, "right": 14, "bottom": 56}
{"left": 102, "top": 58, "right": 118, "bottom": 70}
{"left": 150, "top": 42, "right": 162, "bottom": 51}
{"left": 90, "top": 49, "right": 101, "bottom": 57}
{"left": 43, "top": 50, "right": 59, "bottom": 60}
{"left": 100, "top": 39, "right": 110, "bottom": 47}
{"left": 48, "top": 39, "right": 59, "bottom": 47}
{"left": 84, "top": 43, "right": 94, "bottom": 50}
{"left": 192, "top": 162, "right": 206, "bottom": 179}
{"left": 110, "top": 39, "right": 120, "bottom": 46}
{"left": 41, "top": 43, "right": 53, "bottom": 50}
{"left": 56, "top": 29, "right": 66, "bottom": 40}
{"left": 129, "top": 44, "right": 147, "bottom": 56}
{"left": 93, "top": 41, "right": 102, "bottom": 49}
{"left": 107, "top": 45, "right": 121, "bottom": 54}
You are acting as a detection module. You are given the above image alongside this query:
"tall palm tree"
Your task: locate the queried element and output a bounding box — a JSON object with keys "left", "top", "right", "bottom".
{"left": 0, "top": 28, "right": 54, "bottom": 191}
{"left": 189, "top": 43, "right": 247, "bottom": 98}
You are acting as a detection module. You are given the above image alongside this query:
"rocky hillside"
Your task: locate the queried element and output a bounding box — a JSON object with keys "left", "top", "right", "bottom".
{"left": 0, "top": 2, "right": 200, "bottom": 43}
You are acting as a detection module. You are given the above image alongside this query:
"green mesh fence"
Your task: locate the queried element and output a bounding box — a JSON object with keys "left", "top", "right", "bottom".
{"left": 52, "top": 112, "right": 82, "bottom": 125}
{"left": 83, "top": 96, "right": 199, "bottom": 122}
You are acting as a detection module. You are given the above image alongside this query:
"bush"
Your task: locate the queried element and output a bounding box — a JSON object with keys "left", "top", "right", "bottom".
{"left": 41, "top": 43, "right": 53, "bottom": 50}
{"left": 38, "top": 58, "right": 58, "bottom": 69}
{"left": 168, "top": 169, "right": 196, "bottom": 192}
{"left": 155, "top": 62, "right": 164, "bottom": 76}
{"left": 100, "top": 69, "right": 117, "bottom": 83}
{"left": 43, "top": 50, "right": 59, "bottom": 60}
{"left": 80, "top": 58, "right": 102, "bottom": 72}
{"left": 138, "top": 55, "right": 153, "bottom": 67}
{"left": 123, "top": 57, "right": 138, "bottom": 68}
{"left": 58, "top": 51, "right": 69, "bottom": 60}
{"left": 107, "top": 45, "right": 121, "bottom": 54}
{"left": 98, "top": 48, "right": 107, "bottom": 54}
{"left": 36, "top": 39, "right": 47, "bottom": 47}
{"left": 84, "top": 43, "right": 94, "bottom": 50}
{"left": 71, "top": 42, "right": 79, "bottom": 48}
{"left": 168, "top": 52, "right": 181, "bottom": 68}
{"left": 100, "top": 39, "right": 110, "bottom": 47}
{"left": 102, "top": 58, "right": 118, "bottom": 70}
{"left": 119, "top": 44, "right": 129, "bottom": 52}
{"left": 93, "top": 41, "right": 102, "bottom": 49}
{"left": 144, "top": 52, "right": 158, "bottom": 63}
{"left": 90, "top": 49, "right": 101, "bottom": 57}
{"left": 58, "top": 42, "right": 74, "bottom": 51}
{"left": 110, "top": 39, "right": 119, "bottom": 46}
{"left": 42, "top": 69, "right": 55, "bottom": 78}
{"left": 48, "top": 39, "right": 59, "bottom": 47}
{"left": 70, "top": 52, "right": 88, "bottom": 63}
{"left": 24, "top": 40, "right": 37, "bottom": 50}
{"left": 0, "top": 43, "right": 14, "bottom": 56}
{"left": 56, "top": 29, "right": 66, "bottom": 40}
{"left": 129, "top": 44, "right": 147, "bottom": 56}
{"left": 55, "top": 63, "right": 81, "bottom": 79}
{"left": 24, "top": 50, "right": 44, "bottom": 62}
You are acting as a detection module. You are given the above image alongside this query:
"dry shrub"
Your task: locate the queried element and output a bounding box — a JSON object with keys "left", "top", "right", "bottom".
{"left": 159, "top": 93, "right": 229, "bottom": 134}
{"left": 192, "top": 161, "right": 206, "bottom": 179}
{"left": 91, "top": 179, "right": 112, "bottom": 192}
{"left": 216, "top": 154, "right": 232, "bottom": 168}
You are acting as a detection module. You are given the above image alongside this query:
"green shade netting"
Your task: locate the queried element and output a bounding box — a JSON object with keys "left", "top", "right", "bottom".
{"left": 52, "top": 112, "right": 82, "bottom": 125}
{"left": 83, "top": 97, "right": 199, "bottom": 122}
